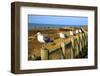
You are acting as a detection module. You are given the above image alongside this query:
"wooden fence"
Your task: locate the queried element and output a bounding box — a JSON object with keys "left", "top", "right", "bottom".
{"left": 41, "top": 32, "right": 88, "bottom": 60}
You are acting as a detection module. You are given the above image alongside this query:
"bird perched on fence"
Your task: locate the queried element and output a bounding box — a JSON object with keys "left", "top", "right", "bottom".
{"left": 69, "top": 31, "right": 74, "bottom": 36}
{"left": 73, "top": 30, "right": 79, "bottom": 35}
{"left": 59, "top": 32, "right": 68, "bottom": 38}
{"left": 78, "top": 29, "right": 82, "bottom": 33}
{"left": 76, "top": 30, "right": 79, "bottom": 34}
{"left": 37, "top": 32, "right": 53, "bottom": 43}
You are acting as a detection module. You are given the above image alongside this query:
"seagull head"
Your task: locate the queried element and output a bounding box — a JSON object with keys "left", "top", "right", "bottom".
{"left": 75, "top": 30, "right": 79, "bottom": 34}
{"left": 79, "top": 29, "right": 81, "bottom": 33}
{"left": 37, "top": 32, "right": 41, "bottom": 35}
{"left": 59, "top": 32, "right": 63, "bottom": 35}
{"left": 70, "top": 31, "right": 73, "bottom": 35}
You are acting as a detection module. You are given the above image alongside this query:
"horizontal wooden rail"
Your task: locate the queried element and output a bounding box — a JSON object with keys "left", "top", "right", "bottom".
{"left": 40, "top": 32, "right": 87, "bottom": 60}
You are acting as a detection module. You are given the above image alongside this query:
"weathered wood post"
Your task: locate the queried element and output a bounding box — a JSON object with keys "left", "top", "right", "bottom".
{"left": 76, "top": 37, "right": 80, "bottom": 56}
{"left": 79, "top": 34, "right": 82, "bottom": 52}
{"left": 61, "top": 42, "right": 66, "bottom": 58}
{"left": 81, "top": 33, "right": 84, "bottom": 49}
{"left": 86, "top": 32, "right": 88, "bottom": 46}
{"left": 83, "top": 33, "right": 85, "bottom": 48}
{"left": 70, "top": 38, "right": 74, "bottom": 58}
{"left": 41, "top": 48, "right": 49, "bottom": 60}
{"left": 73, "top": 37, "right": 80, "bottom": 57}
{"left": 84, "top": 32, "right": 88, "bottom": 47}
{"left": 84, "top": 33, "right": 86, "bottom": 47}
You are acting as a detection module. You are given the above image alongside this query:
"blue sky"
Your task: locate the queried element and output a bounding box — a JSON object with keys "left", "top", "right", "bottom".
{"left": 28, "top": 15, "right": 88, "bottom": 26}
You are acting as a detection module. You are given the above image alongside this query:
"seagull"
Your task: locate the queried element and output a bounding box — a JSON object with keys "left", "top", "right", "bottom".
{"left": 73, "top": 30, "right": 79, "bottom": 35}
{"left": 76, "top": 30, "right": 79, "bottom": 34}
{"left": 78, "top": 29, "right": 82, "bottom": 33}
{"left": 69, "top": 31, "right": 73, "bottom": 36}
{"left": 37, "top": 32, "right": 53, "bottom": 43}
{"left": 59, "top": 32, "right": 68, "bottom": 38}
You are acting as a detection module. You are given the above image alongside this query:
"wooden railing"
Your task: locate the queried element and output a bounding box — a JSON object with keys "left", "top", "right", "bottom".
{"left": 41, "top": 32, "right": 88, "bottom": 60}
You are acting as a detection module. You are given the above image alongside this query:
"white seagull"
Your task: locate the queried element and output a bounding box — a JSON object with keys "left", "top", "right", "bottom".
{"left": 69, "top": 31, "right": 73, "bottom": 36}
{"left": 37, "top": 32, "right": 53, "bottom": 43}
{"left": 76, "top": 30, "right": 79, "bottom": 34}
{"left": 73, "top": 30, "right": 79, "bottom": 35}
{"left": 59, "top": 32, "right": 68, "bottom": 38}
{"left": 79, "top": 29, "right": 82, "bottom": 33}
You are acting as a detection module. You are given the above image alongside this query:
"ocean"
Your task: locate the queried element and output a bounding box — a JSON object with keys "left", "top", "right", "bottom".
{"left": 28, "top": 23, "right": 87, "bottom": 30}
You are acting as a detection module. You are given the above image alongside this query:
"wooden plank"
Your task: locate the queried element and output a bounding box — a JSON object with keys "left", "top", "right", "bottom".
{"left": 41, "top": 48, "right": 49, "bottom": 60}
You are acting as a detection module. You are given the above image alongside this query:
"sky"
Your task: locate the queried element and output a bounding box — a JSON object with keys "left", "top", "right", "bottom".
{"left": 28, "top": 15, "right": 88, "bottom": 26}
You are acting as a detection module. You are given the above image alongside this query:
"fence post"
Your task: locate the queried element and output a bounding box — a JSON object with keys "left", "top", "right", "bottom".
{"left": 61, "top": 42, "right": 66, "bottom": 58}
{"left": 79, "top": 34, "right": 82, "bottom": 52}
{"left": 84, "top": 32, "right": 88, "bottom": 47}
{"left": 86, "top": 32, "right": 88, "bottom": 46}
{"left": 81, "top": 33, "right": 83, "bottom": 49}
{"left": 73, "top": 37, "right": 79, "bottom": 57}
{"left": 83, "top": 33, "right": 85, "bottom": 48}
{"left": 41, "top": 48, "right": 49, "bottom": 60}
{"left": 70, "top": 38, "right": 74, "bottom": 58}
{"left": 76, "top": 38, "right": 80, "bottom": 56}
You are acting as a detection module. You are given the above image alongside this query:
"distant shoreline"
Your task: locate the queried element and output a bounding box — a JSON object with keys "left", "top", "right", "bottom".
{"left": 28, "top": 23, "right": 88, "bottom": 30}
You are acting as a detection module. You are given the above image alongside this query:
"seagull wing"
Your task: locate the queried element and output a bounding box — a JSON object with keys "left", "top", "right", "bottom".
{"left": 43, "top": 36, "right": 49, "bottom": 41}
{"left": 44, "top": 35, "right": 53, "bottom": 43}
